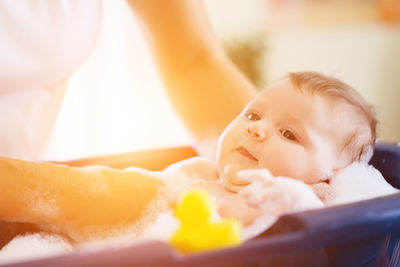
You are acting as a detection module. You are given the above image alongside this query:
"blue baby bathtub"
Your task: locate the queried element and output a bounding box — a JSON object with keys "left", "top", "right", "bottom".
{"left": 2, "top": 143, "right": 400, "bottom": 267}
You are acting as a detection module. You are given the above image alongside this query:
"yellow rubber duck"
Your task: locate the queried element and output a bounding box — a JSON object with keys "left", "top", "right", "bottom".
{"left": 169, "top": 189, "right": 242, "bottom": 253}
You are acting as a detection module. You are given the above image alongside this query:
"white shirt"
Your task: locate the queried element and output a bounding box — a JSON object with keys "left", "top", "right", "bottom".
{"left": 0, "top": 0, "right": 101, "bottom": 160}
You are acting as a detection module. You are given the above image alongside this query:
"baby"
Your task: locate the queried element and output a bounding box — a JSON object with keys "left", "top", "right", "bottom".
{"left": 157, "top": 71, "right": 381, "bottom": 235}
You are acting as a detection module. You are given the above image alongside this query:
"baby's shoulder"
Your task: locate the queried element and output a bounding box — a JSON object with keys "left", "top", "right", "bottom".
{"left": 164, "top": 156, "right": 220, "bottom": 181}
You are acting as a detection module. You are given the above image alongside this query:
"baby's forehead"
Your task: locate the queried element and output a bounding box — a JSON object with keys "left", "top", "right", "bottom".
{"left": 258, "top": 80, "right": 356, "bottom": 113}
{"left": 256, "top": 82, "right": 364, "bottom": 138}
{"left": 254, "top": 80, "right": 328, "bottom": 110}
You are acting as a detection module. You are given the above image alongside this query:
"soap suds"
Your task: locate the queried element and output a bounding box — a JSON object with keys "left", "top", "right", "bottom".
{"left": 325, "top": 162, "right": 398, "bottom": 205}
{"left": 24, "top": 187, "right": 59, "bottom": 220}
{"left": 0, "top": 233, "right": 73, "bottom": 264}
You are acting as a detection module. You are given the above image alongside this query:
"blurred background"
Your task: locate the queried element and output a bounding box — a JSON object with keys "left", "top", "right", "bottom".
{"left": 44, "top": 0, "right": 400, "bottom": 160}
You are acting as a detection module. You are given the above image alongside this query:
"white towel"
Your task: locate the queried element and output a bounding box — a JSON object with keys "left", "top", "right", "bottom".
{"left": 325, "top": 162, "right": 398, "bottom": 206}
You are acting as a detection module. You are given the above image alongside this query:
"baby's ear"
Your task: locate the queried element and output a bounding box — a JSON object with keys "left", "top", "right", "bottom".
{"left": 356, "top": 124, "right": 375, "bottom": 162}
{"left": 358, "top": 144, "right": 374, "bottom": 163}
{"left": 345, "top": 125, "right": 374, "bottom": 164}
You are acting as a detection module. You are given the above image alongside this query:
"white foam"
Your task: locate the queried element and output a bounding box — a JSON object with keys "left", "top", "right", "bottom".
{"left": 0, "top": 233, "right": 73, "bottom": 264}
{"left": 326, "top": 162, "right": 399, "bottom": 206}
{"left": 137, "top": 211, "right": 179, "bottom": 241}
{"left": 25, "top": 189, "right": 59, "bottom": 220}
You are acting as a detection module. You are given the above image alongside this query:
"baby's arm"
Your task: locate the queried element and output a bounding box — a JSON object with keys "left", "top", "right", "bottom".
{"left": 311, "top": 182, "right": 334, "bottom": 203}
{"left": 217, "top": 191, "right": 263, "bottom": 226}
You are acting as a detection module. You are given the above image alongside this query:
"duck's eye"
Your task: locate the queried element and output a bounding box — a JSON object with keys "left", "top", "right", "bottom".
{"left": 246, "top": 112, "right": 261, "bottom": 121}
{"left": 280, "top": 129, "right": 297, "bottom": 141}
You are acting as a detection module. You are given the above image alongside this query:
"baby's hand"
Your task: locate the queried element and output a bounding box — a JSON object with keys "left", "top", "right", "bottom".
{"left": 235, "top": 169, "right": 274, "bottom": 204}
{"left": 238, "top": 169, "right": 324, "bottom": 216}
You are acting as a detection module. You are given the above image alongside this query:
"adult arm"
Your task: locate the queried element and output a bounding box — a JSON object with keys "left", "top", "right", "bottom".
{"left": 128, "top": 0, "right": 258, "bottom": 155}
{"left": 0, "top": 156, "right": 164, "bottom": 242}
{"left": 56, "top": 146, "right": 197, "bottom": 171}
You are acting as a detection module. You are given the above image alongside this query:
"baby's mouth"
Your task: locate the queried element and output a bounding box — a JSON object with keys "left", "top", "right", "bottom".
{"left": 236, "top": 146, "right": 258, "bottom": 161}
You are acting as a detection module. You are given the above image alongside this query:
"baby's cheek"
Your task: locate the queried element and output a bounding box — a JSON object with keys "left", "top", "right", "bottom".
{"left": 264, "top": 149, "right": 327, "bottom": 184}
{"left": 298, "top": 155, "right": 332, "bottom": 184}
{"left": 260, "top": 148, "right": 308, "bottom": 180}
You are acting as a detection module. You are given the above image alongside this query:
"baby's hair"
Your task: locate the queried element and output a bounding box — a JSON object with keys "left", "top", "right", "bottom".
{"left": 287, "top": 71, "right": 377, "bottom": 163}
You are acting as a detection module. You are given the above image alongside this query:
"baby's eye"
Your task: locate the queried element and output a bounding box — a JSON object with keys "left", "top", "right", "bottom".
{"left": 280, "top": 129, "right": 298, "bottom": 142}
{"left": 245, "top": 111, "right": 261, "bottom": 121}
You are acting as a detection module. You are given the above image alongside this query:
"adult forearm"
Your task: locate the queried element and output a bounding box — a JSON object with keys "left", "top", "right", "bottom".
{"left": 128, "top": 0, "right": 257, "bottom": 143}
{"left": 55, "top": 146, "right": 197, "bottom": 171}
{"left": 129, "top": 0, "right": 223, "bottom": 73}
{"left": 0, "top": 156, "right": 163, "bottom": 242}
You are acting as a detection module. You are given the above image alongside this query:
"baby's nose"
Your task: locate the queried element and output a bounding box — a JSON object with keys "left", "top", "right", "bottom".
{"left": 246, "top": 123, "right": 266, "bottom": 141}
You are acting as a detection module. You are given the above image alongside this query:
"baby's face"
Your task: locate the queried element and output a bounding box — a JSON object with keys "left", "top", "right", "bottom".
{"left": 217, "top": 78, "right": 355, "bottom": 192}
